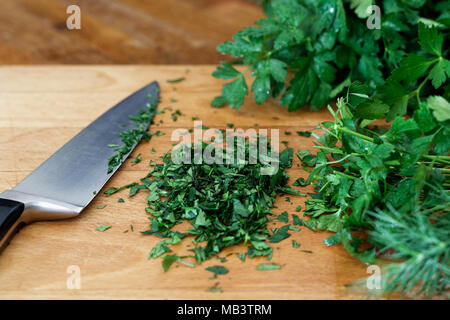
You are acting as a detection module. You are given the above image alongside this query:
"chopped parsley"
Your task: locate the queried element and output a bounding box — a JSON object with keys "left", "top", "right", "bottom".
{"left": 166, "top": 77, "right": 185, "bottom": 83}
{"left": 257, "top": 263, "right": 281, "bottom": 270}
{"left": 96, "top": 225, "right": 111, "bottom": 232}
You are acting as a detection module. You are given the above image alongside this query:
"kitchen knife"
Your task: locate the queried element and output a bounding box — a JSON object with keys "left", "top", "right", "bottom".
{"left": 0, "top": 81, "right": 159, "bottom": 252}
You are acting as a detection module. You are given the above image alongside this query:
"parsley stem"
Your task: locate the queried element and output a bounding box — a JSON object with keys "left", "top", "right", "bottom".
{"left": 422, "top": 155, "right": 450, "bottom": 161}
{"left": 420, "top": 157, "right": 450, "bottom": 166}
{"left": 333, "top": 170, "right": 358, "bottom": 180}
{"left": 326, "top": 153, "right": 360, "bottom": 165}
{"left": 338, "top": 127, "right": 374, "bottom": 143}
{"left": 411, "top": 58, "right": 439, "bottom": 103}
{"left": 315, "top": 145, "right": 344, "bottom": 154}
{"left": 336, "top": 129, "right": 448, "bottom": 168}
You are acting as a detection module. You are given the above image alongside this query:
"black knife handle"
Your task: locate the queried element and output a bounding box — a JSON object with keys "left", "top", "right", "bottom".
{"left": 0, "top": 198, "right": 25, "bottom": 253}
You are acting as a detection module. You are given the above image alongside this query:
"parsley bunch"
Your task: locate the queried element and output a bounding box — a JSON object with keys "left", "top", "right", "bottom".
{"left": 212, "top": 0, "right": 449, "bottom": 112}
{"left": 297, "top": 94, "right": 449, "bottom": 297}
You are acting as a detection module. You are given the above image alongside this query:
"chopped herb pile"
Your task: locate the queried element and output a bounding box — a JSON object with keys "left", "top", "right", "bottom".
{"left": 115, "top": 138, "right": 300, "bottom": 268}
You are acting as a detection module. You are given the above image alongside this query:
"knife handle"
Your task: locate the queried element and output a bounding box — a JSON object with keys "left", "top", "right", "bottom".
{"left": 0, "top": 198, "right": 25, "bottom": 253}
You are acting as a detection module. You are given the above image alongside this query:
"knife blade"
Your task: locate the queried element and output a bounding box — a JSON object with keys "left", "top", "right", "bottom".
{"left": 0, "top": 81, "right": 159, "bottom": 252}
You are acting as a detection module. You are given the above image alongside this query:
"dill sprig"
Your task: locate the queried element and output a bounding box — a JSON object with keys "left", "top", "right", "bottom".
{"left": 366, "top": 194, "right": 449, "bottom": 298}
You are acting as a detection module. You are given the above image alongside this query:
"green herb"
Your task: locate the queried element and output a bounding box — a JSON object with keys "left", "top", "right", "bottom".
{"left": 155, "top": 131, "right": 165, "bottom": 136}
{"left": 292, "top": 240, "right": 300, "bottom": 248}
{"left": 277, "top": 211, "right": 289, "bottom": 223}
{"left": 118, "top": 198, "right": 125, "bottom": 203}
{"left": 118, "top": 138, "right": 298, "bottom": 267}
{"left": 293, "top": 177, "right": 307, "bottom": 186}
{"left": 301, "top": 250, "right": 313, "bottom": 254}
{"left": 104, "top": 183, "right": 139, "bottom": 196}
{"left": 167, "top": 77, "right": 185, "bottom": 83}
{"left": 96, "top": 225, "right": 111, "bottom": 232}
{"left": 107, "top": 96, "right": 158, "bottom": 173}
{"left": 132, "top": 154, "right": 142, "bottom": 164}
{"left": 292, "top": 214, "right": 302, "bottom": 225}
{"left": 205, "top": 265, "right": 229, "bottom": 279}
{"left": 171, "top": 98, "right": 177, "bottom": 103}
{"left": 97, "top": 205, "right": 107, "bottom": 209}
{"left": 211, "top": 96, "right": 227, "bottom": 107}
{"left": 212, "top": 2, "right": 449, "bottom": 113}
{"left": 296, "top": 131, "right": 311, "bottom": 137}
{"left": 237, "top": 253, "right": 246, "bottom": 262}
{"left": 226, "top": 123, "right": 234, "bottom": 128}
{"left": 296, "top": 94, "right": 449, "bottom": 297}
{"left": 206, "top": 282, "right": 223, "bottom": 293}
{"left": 362, "top": 202, "right": 449, "bottom": 298}
{"left": 269, "top": 225, "right": 291, "bottom": 243}
{"left": 149, "top": 236, "right": 182, "bottom": 259}
{"left": 257, "top": 263, "right": 281, "bottom": 270}
{"left": 152, "top": 148, "right": 156, "bottom": 154}
{"left": 216, "top": 256, "right": 227, "bottom": 263}
{"left": 300, "top": 218, "right": 316, "bottom": 232}
{"left": 162, "top": 254, "right": 179, "bottom": 272}
{"left": 171, "top": 110, "right": 182, "bottom": 122}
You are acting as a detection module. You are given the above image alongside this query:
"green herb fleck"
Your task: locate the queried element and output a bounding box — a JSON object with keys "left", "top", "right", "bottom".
{"left": 132, "top": 154, "right": 142, "bottom": 164}
{"left": 206, "top": 282, "right": 223, "bottom": 293}
{"left": 96, "top": 225, "right": 111, "bottom": 232}
{"left": 167, "top": 77, "right": 185, "bottom": 83}
{"left": 296, "top": 131, "right": 312, "bottom": 137}
{"left": 205, "top": 265, "right": 229, "bottom": 279}
{"left": 257, "top": 263, "right": 281, "bottom": 270}
{"left": 277, "top": 211, "right": 289, "bottom": 223}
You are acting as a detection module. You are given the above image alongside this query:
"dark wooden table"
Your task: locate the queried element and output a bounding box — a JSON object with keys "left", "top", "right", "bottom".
{"left": 0, "top": 0, "right": 263, "bottom": 64}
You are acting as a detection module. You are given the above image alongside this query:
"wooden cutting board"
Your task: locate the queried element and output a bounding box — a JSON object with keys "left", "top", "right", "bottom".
{"left": 0, "top": 66, "right": 370, "bottom": 299}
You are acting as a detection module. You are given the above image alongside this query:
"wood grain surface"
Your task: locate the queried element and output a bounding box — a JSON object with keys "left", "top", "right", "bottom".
{"left": 0, "top": 0, "right": 263, "bottom": 64}
{"left": 0, "top": 65, "right": 372, "bottom": 300}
